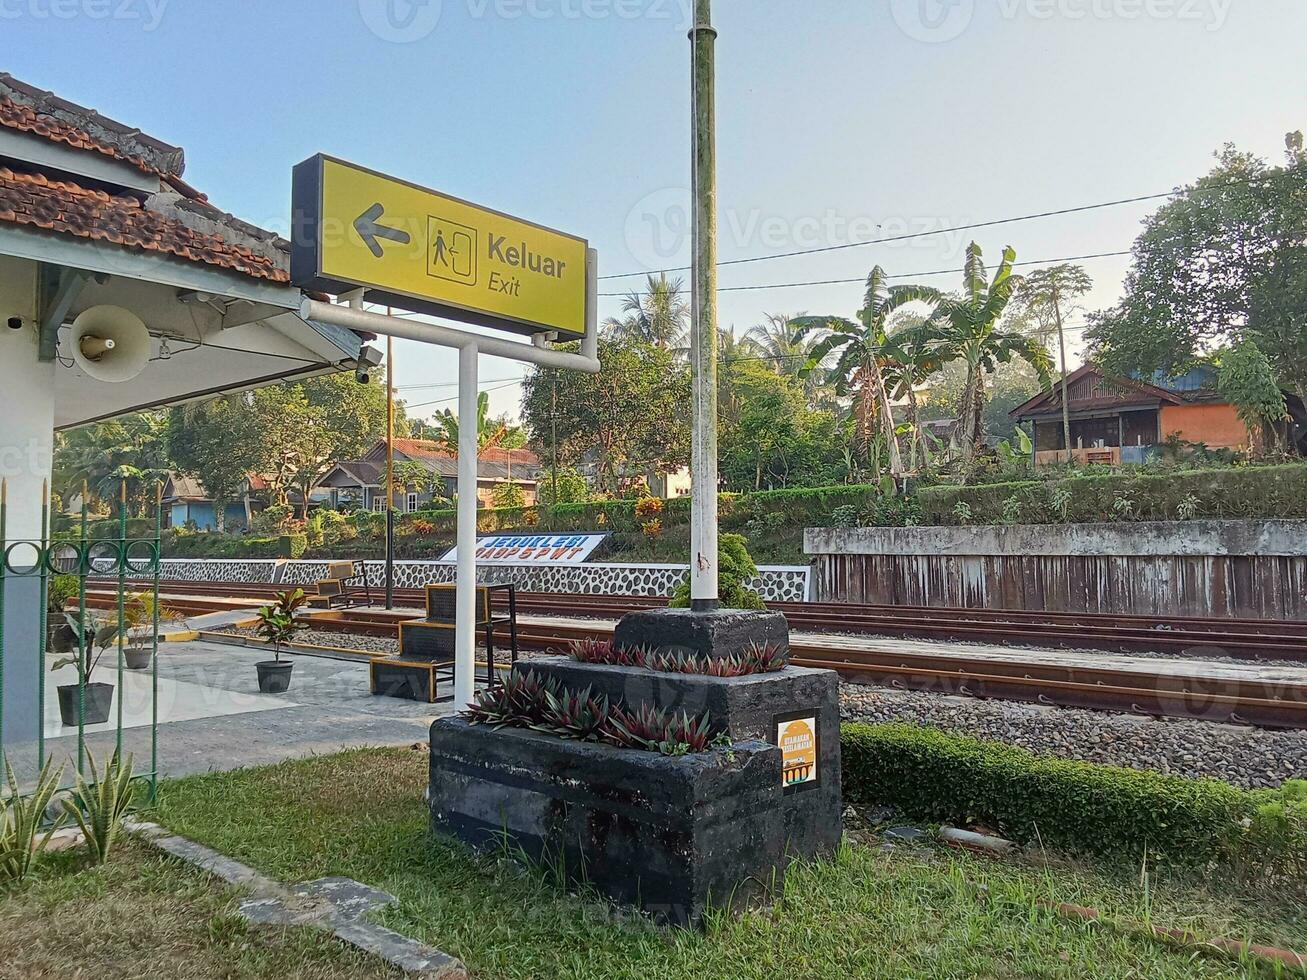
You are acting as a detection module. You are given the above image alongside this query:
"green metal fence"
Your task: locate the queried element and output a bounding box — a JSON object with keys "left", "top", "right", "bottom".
{"left": 0, "top": 479, "right": 162, "bottom": 800}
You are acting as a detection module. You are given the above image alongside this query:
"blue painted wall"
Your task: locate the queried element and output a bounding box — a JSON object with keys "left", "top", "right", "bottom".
{"left": 168, "top": 501, "right": 248, "bottom": 532}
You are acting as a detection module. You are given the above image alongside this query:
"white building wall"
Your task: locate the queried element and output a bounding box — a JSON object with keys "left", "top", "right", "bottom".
{"left": 0, "top": 255, "right": 54, "bottom": 541}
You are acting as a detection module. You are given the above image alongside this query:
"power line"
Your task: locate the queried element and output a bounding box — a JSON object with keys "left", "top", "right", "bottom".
{"left": 598, "top": 249, "right": 1132, "bottom": 298}
{"left": 599, "top": 171, "right": 1290, "bottom": 282}
{"left": 394, "top": 376, "right": 522, "bottom": 391}
{"left": 402, "top": 379, "right": 523, "bottom": 412}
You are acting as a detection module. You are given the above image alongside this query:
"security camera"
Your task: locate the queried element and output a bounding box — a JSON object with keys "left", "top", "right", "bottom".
{"left": 355, "top": 365, "right": 372, "bottom": 385}
{"left": 6, "top": 316, "right": 22, "bottom": 330}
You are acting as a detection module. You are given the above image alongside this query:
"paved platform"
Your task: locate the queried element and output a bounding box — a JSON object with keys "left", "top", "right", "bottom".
{"left": 23, "top": 640, "right": 454, "bottom": 779}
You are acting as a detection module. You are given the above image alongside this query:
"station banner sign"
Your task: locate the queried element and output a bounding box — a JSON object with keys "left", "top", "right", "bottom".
{"left": 291, "top": 154, "right": 589, "bottom": 338}
{"left": 441, "top": 533, "right": 606, "bottom": 565}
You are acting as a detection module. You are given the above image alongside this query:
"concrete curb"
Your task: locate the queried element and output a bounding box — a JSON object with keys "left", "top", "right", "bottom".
{"left": 126, "top": 820, "right": 467, "bottom": 979}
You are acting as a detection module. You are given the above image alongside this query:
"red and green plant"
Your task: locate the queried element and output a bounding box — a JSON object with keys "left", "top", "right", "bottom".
{"left": 463, "top": 670, "right": 725, "bottom": 756}
{"left": 566, "top": 638, "right": 787, "bottom": 677}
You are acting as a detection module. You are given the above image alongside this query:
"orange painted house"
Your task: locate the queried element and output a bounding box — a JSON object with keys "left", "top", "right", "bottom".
{"left": 1011, "top": 365, "right": 1306, "bottom": 466}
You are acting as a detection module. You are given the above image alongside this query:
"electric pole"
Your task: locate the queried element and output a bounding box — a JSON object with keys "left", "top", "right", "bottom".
{"left": 689, "top": 0, "right": 719, "bottom": 611}
{"left": 385, "top": 326, "right": 395, "bottom": 609}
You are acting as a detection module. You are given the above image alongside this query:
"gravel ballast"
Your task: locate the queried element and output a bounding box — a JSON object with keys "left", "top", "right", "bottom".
{"left": 842, "top": 682, "right": 1307, "bottom": 790}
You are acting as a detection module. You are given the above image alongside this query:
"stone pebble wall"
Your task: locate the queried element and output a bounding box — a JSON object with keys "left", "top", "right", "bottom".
{"left": 152, "top": 558, "right": 811, "bottom": 603}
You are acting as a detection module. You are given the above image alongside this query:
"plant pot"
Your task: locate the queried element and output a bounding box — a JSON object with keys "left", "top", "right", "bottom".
{"left": 56, "top": 682, "right": 114, "bottom": 727}
{"left": 256, "top": 660, "right": 294, "bottom": 694}
{"left": 124, "top": 645, "right": 153, "bottom": 670}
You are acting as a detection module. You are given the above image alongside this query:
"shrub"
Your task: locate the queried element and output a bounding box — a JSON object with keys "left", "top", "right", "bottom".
{"left": 669, "top": 532, "right": 765, "bottom": 610}
{"left": 1, "top": 754, "right": 65, "bottom": 883}
{"left": 566, "top": 637, "right": 787, "bottom": 677}
{"left": 490, "top": 480, "right": 527, "bottom": 510}
{"left": 841, "top": 723, "right": 1307, "bottom": 879}
{"left": 277, "top": 533, "right": 307, "bottom": 559}
{"left": 463, "top": 670, "right": 722, "bottom": 756}
{"left": 916, "top": 463, "right": 1307, "bottom": 526}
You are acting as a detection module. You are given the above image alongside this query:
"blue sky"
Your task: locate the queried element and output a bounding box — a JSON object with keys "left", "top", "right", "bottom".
{"left": 6, "top": 0, "right": 1305, "bottom": 421}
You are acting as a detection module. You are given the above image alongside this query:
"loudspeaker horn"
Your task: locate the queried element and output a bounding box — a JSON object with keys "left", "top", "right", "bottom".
{"left": 69, "top": 305, "right": 151, "bottom": 383}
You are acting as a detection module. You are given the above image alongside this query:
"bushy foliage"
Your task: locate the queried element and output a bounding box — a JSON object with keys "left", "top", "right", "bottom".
{"left": 917, "top": 464, "right": 1307, "bottom": 525}
{"left": 463, "top": 670, "right": 723, "bottom": 756}
{"left": 842, "top": 723, "right": 1307, "bottom": 881}
{"left": 490, "top": 480, "right": 527, "bottom": 510}
{"left": 566, "top": 637, "right": 787, "bottom": 677}
{"left": 669, "top": 533, "right": 765, "bottom": 610}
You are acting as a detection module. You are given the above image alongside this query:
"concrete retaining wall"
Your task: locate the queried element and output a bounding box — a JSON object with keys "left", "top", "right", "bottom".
{"left": 805, "top": 520, "right": 1307, "bottom": 619}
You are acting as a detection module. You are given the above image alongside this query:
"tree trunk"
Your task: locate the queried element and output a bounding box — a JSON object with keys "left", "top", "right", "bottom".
{"left": 1053, "top": 283, "right": 1072, "bottom": 463}
{"left": 214, "top": 498, "right": 226, "bottom": 534}
{"left": 867, "top": 357, "right": 904, "bottom": 476}
{"left": 959, "top": 360, "right": 987, "bottom": 462}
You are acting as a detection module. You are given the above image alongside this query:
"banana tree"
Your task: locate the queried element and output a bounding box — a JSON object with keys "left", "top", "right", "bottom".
{"left": 793, "top": 268, "right": 940, "bottom": 476}
{"left": 909, "top": 243, "right": 1052, "bottom": 463}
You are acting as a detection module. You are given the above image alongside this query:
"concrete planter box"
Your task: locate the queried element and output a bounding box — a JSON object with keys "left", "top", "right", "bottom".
{"left": 514, "top": 657, "right": 843, "bottom": 860}
{"left": 429, "top": 717, "right": 785, "bottom": 926}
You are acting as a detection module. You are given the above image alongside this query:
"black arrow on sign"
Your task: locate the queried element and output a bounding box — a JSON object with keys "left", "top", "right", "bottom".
{"left": 354, "top": 203, "right": 411, "bottom": 258}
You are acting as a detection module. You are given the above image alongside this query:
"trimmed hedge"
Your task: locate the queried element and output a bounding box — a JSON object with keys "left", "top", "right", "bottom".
{"left": 918, "top": 463, "right": 1307, "bottom": 526}
{"left": 841, "top": 722, "right": 1306, "bottom": 878}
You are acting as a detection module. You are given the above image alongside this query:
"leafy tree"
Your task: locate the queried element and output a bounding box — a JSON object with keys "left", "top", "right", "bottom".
{"left": 536, "top": 466, "right": 591, "bottom": 505}
{"left": 602, "top": 273, "right": 690, "bottom": 351}
{"left": 744, "top": 312, "right": 833, "bottom": 406}
{"left": 54, "top": 412, "right": 172, "bottom": 516}
{"left": 521, "top": 339, "right": 691, "bottom": 495}
{"left": 1216, "top": 339, "right": 1290, "bottom": 451}
{"left": 1088, "top": 133, "right": 1307, "bottom": 399}
{"left": 906, "top": 243, "right": 1052, "bottom": 461}
{"left": 167, "top": 398, "right": 261, "bottom": 532}
{"left": 793, "top": 268, "right": 941, "bottom": 475}
{"left": 490, "top": 480, "right": 527, "bottom": 509}
{"left": 1011, "top": 264, "right": 1094, "bottom": 456}
{"left": 719, "top": 360, "right": 844, "bottom": 491}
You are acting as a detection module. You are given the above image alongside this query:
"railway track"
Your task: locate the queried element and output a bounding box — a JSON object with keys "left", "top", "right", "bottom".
{"left": 92, "top": 578, "right": 1307, "bottom": 662}
{"left": 277, "top": 608, "right": 1307, "bottom": 731}
{"left": 81, "top": 579, "right": 1307, "bottom": 729}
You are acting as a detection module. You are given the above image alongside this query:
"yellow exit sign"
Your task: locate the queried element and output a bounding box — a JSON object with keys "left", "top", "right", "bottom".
{"left": 291, "top": 155, "right": 589, "bottom": 338}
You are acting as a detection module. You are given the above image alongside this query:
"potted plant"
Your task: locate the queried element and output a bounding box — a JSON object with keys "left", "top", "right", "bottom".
{"left": 121, "top": 592, "right": 175, "bottom": 670}
{"left": 46, "top": 574, "right": 81, "bottom": 654}
{"left": 254, "top": 589, "right": 307, "bottom": 694}
{"left": 52, "top": 610, "right": 120, "bottom": 726}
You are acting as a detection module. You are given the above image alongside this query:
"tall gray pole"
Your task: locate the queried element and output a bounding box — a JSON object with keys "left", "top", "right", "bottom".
{"left": 689, "top": 0, "right": 719, "bottom": 610}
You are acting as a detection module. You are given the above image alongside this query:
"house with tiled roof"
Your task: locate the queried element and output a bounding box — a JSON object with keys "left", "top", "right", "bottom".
{"left": 1011, "top": 364, "right": 1307, "bottom": 466}
{"left": 0, "top": 72, "right": 373, "bottom": 540}
{"left": 318, "top": 439, "right": 541, "bottom": 512}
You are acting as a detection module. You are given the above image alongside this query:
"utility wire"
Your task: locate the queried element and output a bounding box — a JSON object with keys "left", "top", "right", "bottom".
{"left": 402, "top": 379, "right": 523, "bottom": 411}
{"left": 599, "top": 249, "right": 1132, "bottom": 298}
{"left": 599, "top": 170, "right": 1290, "bottom": 281}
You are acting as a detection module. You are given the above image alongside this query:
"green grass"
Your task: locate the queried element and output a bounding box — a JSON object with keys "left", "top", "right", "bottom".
{"left": 0, "top": 840, "right": 402, "bottom": 979}
{"left": 150, "top": 747, "right": 1307, "bottom": 980}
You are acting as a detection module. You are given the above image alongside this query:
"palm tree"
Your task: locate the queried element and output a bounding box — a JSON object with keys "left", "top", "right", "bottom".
{"left": 910, "top": 243, "right": 1053, "bottom": 462}
{"left": 882, "top": 318, "right": 950, "bottom": 472}
{"left": 792, "top": 268, "right": 940, "bottom": 476}
{"left": 746, "top": 312, "right": 837, "bottom": 406}
{"left": 1012, "top": 265, "right": 1093, "bottom": 460}
{"left": 602, "top": 274, "right": 690, "bottom": 350}
{"left": 427, "top": 392, "right": 509, "bottom": 455}
{"left": 54, "top": 412, "right": 171, "bottom": 515}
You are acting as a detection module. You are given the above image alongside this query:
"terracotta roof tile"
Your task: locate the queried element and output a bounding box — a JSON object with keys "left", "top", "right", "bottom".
{"left": 0, "top": 166, "right": 289, "bottom": 283}
{"left": 0, "top": 94, "right": 176, "bottom": 176}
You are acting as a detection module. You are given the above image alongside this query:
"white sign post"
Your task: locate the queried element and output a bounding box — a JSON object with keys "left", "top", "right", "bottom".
{"left": 295, "top": 163, "right": 601, "bottom": 707}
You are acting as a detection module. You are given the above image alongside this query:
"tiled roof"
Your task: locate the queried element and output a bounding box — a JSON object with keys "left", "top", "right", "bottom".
{"left": 0, "top": 75, "right": 185, "bottom": 177}
{"left": 0, "top": 165, "right": 289, "bottom": 283}
{"left": 0, "top": 74, "right": 294, "bottom": 284}
{"left": 392, "top": 438, "right": 540, "bottom": 468}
